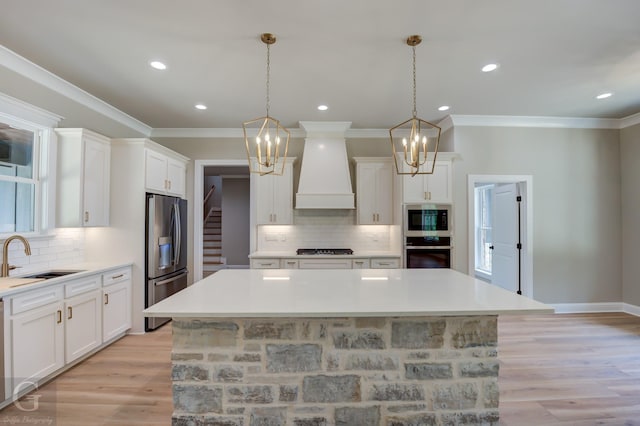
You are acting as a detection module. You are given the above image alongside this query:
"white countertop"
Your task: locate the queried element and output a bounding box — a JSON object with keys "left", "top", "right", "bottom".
{"left": 0, "top": 262, "right": 133, "bottom": 297}
{"left": 249, "top": 251, "right": 401, "bottom": 259}
{"left": 143, "top": 268, "right": 553, "bottom": 318}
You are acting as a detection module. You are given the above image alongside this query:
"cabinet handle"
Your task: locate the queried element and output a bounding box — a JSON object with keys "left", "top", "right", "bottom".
{"left": 259, "top": 262, "right": 273, "bottom": 266}
{"left": 105, "top": 294, "right": 109, "bottom": 305}
{"left": 57, "top": 310, "right": 62, "bottom": 324}
{"left": 68, "top": 306, "right": 73, "bottom": 320}
{"left": 355, "top": 261, "right": 364, "bottom": 265}
{"left": 111, "top": 274, "right": 124, "bottom": 280}
{"left": 84, "top": 211, "right": 89, "bottom": 223}
{"left": 428, "top": 191, "right": 432, "bottom": 200}
{"left": 168, "top": 180, "right": 172, "bottom": 190}
{"left": 273, "top": 213, "right": 277, "bottom": 222}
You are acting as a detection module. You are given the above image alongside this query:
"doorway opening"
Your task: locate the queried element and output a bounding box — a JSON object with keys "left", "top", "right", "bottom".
{"left": 467, "top": 175, "right": 533, "bottom": 297}
{"left": 194, "top": 160, "right": 250, "bottom": 281}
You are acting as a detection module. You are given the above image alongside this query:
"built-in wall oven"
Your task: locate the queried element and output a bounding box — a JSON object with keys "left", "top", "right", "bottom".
{"left": 405, "top": 236, "right": 452, "bottom": 269}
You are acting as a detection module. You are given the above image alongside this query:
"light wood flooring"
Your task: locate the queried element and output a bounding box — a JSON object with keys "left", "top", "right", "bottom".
{"left": 0, "top": 313, "right": 639, "bottom": 425}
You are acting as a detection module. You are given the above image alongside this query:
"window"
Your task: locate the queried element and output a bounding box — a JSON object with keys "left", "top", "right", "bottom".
{"left": 0, "top": 122, "right": 38, "bottom": 233}
{"left": 475, "top": 184, "right": 494, "bottom": 277}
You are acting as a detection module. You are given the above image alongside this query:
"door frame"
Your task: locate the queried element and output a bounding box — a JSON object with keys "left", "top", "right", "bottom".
{"left": 194, "top": 159, "right": 248, "bottom": 281}
{"left": 467, "top": 175, "right": 534, "bottom": 297}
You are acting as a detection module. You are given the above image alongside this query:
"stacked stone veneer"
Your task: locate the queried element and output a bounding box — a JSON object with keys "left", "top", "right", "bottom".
{"left": 171, "top": 316, "right": 499, "bottom": 426}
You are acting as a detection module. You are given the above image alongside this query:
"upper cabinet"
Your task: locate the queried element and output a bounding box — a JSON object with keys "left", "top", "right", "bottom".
{"left": 252, "top": 158, "right": 295, "bottom": 225}
{"left": 145, "top": 148, "right": 187, "bottom": 197}
{"left": 354, "top": 157, "right": 393, "bottom": 225}
{"left": 55, "top": 128, "right": 111, "bottom": 227}
{"left": 401, "top": 160, "right": 452, "bottom": 204}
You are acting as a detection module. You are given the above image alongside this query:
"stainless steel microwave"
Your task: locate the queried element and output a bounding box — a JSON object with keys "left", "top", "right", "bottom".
{"left": 404, "top": 204, "right": 451, "bottom": 236}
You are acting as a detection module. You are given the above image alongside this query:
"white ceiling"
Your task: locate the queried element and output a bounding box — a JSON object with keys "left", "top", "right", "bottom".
{"left": 1, "top": 0, "right": 639, "bottom": 132}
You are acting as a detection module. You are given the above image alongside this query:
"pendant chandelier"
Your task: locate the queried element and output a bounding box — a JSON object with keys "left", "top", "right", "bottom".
{"left": 389, "top": 35, "right": 441, "bottom": 177}
{"left": 243, "top": 33, "right": 290, "bottom": 176}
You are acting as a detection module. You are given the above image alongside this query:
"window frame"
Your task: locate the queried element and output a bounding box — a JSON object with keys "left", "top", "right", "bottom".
{"left": 0, "top": 94, "right": 60, "bottom": 238}
{"left": 474, "top": 184, "right": 494, "bottom": 280}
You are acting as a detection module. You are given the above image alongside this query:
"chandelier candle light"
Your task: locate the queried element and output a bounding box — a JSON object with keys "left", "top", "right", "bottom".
{"left": 389, "top": 35, "right": 441, "bottom": 176}
{"left": 243, "top": 33, "right": 290, "bottom": 176}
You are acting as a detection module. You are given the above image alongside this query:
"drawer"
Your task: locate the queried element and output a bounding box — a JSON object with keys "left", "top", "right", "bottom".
{"left": 103, "top": 267, "right": 131, "bottom": 287}
{"left": 280, "top": 259, "right": 299, "bottom": 269}
{"left": 351, "top": 259, "right": 371, "bottom": 269}
{"left": 299, "top": 259, "right": 352, "bottom": 269}
{"left": 10, "top": 286, "right": 64, "bottom": 315}
{"left": 64, "top": 274, "right": 102, "bottom": 298}
{"left": 251, "top": 259, "right": 280, "bottom": 269}
{"left": 371, "top": 258, "right": 400, "bottom": 269}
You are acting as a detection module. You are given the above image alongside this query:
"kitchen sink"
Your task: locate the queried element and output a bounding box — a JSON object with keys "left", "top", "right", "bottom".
{"left": 23, "top": 270, "right": 85, "bottom": 280}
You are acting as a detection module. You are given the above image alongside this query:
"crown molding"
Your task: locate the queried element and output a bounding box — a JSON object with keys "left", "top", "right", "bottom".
{"left": 619, "top": 112, "right": 640, "bottom": 129}
{"left": 0, "top": 92, "right": 63, "bottom": 128}
{"left": 0, "top": 45, "right": 152, "bottom": 136}
{"left": 448, "top": 114, "right": 623, "bottom": 129}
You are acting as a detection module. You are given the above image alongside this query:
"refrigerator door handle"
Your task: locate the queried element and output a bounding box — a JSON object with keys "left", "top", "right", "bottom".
{"left": 154, "top": 270, "right": 189, "bottom": 287}
{"left": 173, "top": 201, "right": 181, "bottom": 265}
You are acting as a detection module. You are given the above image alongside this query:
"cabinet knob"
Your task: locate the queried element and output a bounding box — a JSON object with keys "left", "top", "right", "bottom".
{"left": 84, "top": 211, "right": 89, "bottom": 222}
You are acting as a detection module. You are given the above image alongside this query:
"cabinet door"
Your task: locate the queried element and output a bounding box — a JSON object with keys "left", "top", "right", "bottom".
{"left": 298, "top": 259, "right": 352, "bottom": 269}
{"left": 83, "top": 137, "right": 110, "bottom": 226}
{"left": 145, "top": 149, "right": 168, "bottom": 193}
{"left": 65, "top": 290, "right": 102, "bottom": 363}
{"left": 352, "top": 259, "right": 371, "bottom": 269}
{"left": 375, "top": 162, "right": 393, "bottom": 224}
{"left": 357, "top": 163, "right": 378, "bottom": 224}
{"left": 167, "top": 157, "right": 186, "bottom": 197}
{"left": 425, "top": 162, "right": 451, "bottom": 203}
{"left": 254, "top": 175, "right": 275, "bottom": 224}
{"left": 11, "top": 301, "right": 65, "bottom": 388}
{"left": 402, "top": 170, "right": 428, "bottom": 203}
{"left": 103, "top": 281, "right": 132, "bottom": 342}
{"left": 250, "top": 258, "right": 281, "bottom": 269}
{"left": 272, "top": 171, "right": 293, "bottom": 224}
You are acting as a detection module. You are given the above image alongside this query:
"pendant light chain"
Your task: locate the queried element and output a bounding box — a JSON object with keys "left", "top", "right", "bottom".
{"left": 265, "top": 42, "right": 271, "bottom": 118}
{"left": 412, "top": 44, "right": 417, "bottom": 119}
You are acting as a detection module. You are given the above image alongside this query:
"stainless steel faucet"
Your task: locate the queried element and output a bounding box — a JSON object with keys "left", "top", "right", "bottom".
{"left": 1, "top": 235, "right": 32, "bottom": 277}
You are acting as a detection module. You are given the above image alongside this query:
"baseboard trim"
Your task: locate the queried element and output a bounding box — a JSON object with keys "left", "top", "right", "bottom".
{"left": 550, "top": 302, "right": 640, "bottom": 317}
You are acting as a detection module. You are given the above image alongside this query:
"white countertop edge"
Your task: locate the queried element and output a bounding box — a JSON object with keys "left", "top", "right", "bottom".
{"left": 0, "top": 261, "right": 133, "bottom": 297}
{"left": 249, "top": 251, "right": 402, "bottom": 259}
{"left": 144, "top": 307, "right": 554, "bottom": 318}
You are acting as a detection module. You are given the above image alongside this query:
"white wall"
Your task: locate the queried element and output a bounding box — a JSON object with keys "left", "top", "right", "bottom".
{"left": 621, "top": 122, "right": 640, "bottom": 306}
{"left": 451, "top": 126, "right": 622, "bottom": 304}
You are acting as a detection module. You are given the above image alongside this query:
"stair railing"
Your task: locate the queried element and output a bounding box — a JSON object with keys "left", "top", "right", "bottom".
{"left": 203, "top": 184, "right": 216, "bottom": 222}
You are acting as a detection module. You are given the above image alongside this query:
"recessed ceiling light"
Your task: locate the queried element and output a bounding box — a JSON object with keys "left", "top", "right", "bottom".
{"left": 150, "top": 61, "right": 167, "bottom": 70}
{"left": 482, "top": 63, "right": 499, "bottom": 72}
{"left": 438, "top": 105, "right": 450, "bottom": 111}
{"left": 596, "top": 92, "right": 612, "bottom": 99}
{"left": 195, "top": 104, "right": 207, "bottom": 110}
{"left": 317, "top": 105, "right": 329, "bottom": 111}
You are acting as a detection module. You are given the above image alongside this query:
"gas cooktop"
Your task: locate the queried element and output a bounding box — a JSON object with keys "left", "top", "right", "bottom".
{"left": 296, "top": 248, "right": 354, "bottom": 255}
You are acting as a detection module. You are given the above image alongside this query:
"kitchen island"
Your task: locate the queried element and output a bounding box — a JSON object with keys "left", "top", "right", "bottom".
{"left": 144, "top": 268, "right": 552, "bottom": 426}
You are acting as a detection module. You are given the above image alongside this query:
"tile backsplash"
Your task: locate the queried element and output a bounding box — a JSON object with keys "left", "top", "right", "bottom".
{"left": 2, "top": 228, "right": 85, "bottom": 276}
{"left": 257, "top": 210, "right": 398, "bottom": 252}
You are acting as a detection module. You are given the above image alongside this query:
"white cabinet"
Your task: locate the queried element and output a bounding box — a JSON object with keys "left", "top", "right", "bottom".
{"left": 253, "top": 159, "right": 295, "bottom": 225}
{"left": 55, "top": 128, "right": 111, "bottom": 227}
{"left": 10, "top": 298, "right": 65, "bottom": 389}
{"left": 402, "top": 161, "right": 452, "bottom": 203}
{"left": 64, "top": 289, "right": 102, "bottom": 363}
{"left": 281, "top": 259, "right": 299, "bottom": 269}
{"left": 251, "top": 258, "right": 281, "bottom": 269}
{"left": 371, "top": 258, "right": 401, "bottom": 269}
{"left": 298, "top": 259, "right": 352, "bottom": 269}
{"left": 102, "top": 267, "right": 132, "bottom": 342}
{"left": 354, "top": 158, "right": 393, "bottom": 225}
{"left": 145, "top": 148, "right": 187, "bottom": 197}
{"left": 352, "top": 259, "right": 371, "bottom": 269}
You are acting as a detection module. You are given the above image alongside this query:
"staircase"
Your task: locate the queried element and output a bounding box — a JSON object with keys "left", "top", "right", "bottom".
{"left": 203, "top": 207, "right": 226, "bottom": 277}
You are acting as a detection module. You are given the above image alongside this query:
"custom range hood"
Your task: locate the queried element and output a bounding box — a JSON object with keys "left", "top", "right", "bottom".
{"left": 296, "top": 121, "right": 355, "bottom": 209}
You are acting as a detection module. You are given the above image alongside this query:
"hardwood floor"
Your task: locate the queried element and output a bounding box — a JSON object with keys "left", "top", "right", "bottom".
{"left": 0, "top": 313, "right": 639, "bottom": 425}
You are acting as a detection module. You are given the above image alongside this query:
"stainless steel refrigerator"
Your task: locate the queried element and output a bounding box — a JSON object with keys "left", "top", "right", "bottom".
{"left": 145, "top": 193, "right": 188, "bottom": 331}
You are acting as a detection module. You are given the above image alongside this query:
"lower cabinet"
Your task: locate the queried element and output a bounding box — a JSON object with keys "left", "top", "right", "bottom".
{"left": 5, "top": 265, "right": 132, "bottom": 396}
{"left": 252, "top": 257, "right": 400, "bottom": 269}
{"left": 10, "top": 300, "right": 65, "bottom": 390}
{"left": 65, "top": 289, "right": 102, "bottom": 363}
{"left": 102, "top": 277, "right": 132, "bottom": 342}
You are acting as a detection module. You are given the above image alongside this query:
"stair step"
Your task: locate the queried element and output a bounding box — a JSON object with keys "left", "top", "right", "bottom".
{"left": 204, "top": 250, "right": 222, "bottom": 256}
{"left": 203, "top": 242, "right": 221, "bottom": 248}
{"left": 204, "top": 234, "right": 222, "bottom": 241}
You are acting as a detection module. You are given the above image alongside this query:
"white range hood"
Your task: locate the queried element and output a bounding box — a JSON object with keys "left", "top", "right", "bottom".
{"left": 296, "top": 121, "right": 355, "bottom": 209}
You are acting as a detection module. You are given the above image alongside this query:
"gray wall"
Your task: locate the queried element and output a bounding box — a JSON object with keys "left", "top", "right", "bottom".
{"left": 221, "top": 177, "right": 250, "bottom": 266}
{"left": 451, "top": 126, "right": 622, "bottom": 304}
{"left": 621, "top": 122, "right": 640, "bottom": 306}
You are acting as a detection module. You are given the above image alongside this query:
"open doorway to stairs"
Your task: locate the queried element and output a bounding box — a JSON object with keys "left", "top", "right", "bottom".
{"left": 467, "top": 175, "right": 534, "bottom": 297}
{"left": 194, "top": 160, "right": 250, "bottom": 280}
